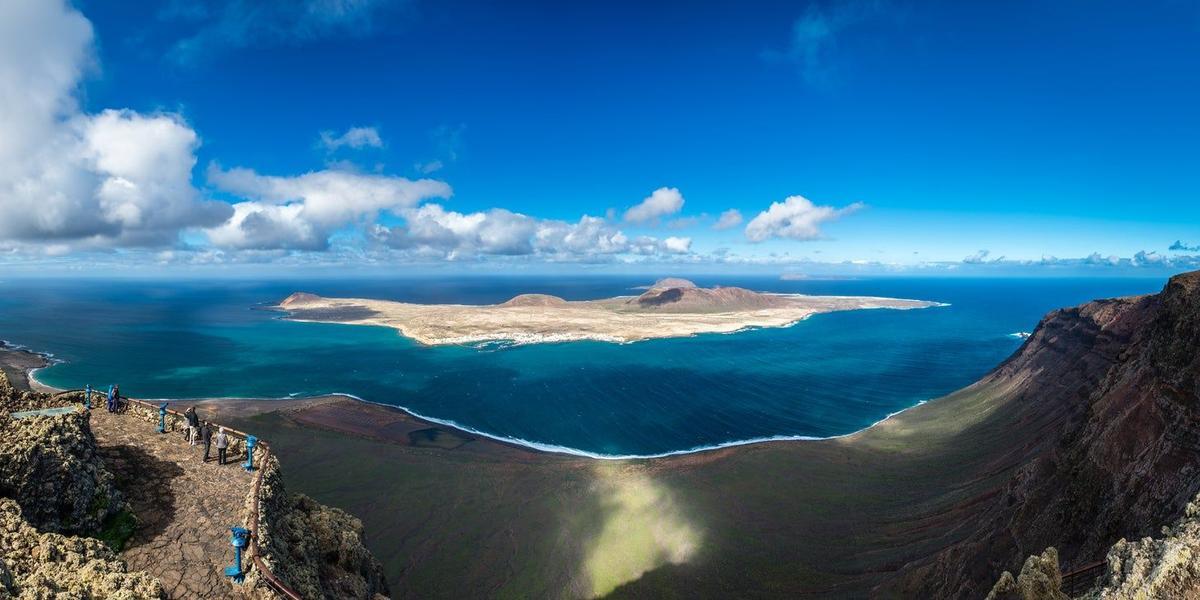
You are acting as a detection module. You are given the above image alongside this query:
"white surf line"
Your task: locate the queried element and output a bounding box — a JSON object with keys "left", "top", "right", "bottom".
{"left": 21, "top": 342, "right": 936, "bottom": 461}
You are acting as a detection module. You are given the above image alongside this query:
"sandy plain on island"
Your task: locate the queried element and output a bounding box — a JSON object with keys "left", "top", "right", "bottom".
{"left": 275, "top": 279, "right": 943, "bottom": 346}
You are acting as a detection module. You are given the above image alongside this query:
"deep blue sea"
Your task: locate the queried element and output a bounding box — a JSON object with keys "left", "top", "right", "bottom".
{"left": 0, "top": 275, "right": 1167, "bottom": 457}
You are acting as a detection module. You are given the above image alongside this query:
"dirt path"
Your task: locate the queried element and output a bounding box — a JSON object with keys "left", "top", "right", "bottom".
{"left": 88, "top": 408, "right": 254, "bottom": 599}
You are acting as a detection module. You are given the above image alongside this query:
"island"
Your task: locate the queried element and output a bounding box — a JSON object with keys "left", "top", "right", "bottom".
{"left": 275, "top": 278, "right": 943, "bottom": 346}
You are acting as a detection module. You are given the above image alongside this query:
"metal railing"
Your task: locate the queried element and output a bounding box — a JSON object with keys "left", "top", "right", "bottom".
{"left": 53, "top": 390, "right": 306, "bottom": 600}
{"left": 1060, "top": 559, "right": 1105, "bottom": 596}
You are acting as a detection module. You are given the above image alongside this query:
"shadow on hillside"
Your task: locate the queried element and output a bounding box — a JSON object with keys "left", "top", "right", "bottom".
{"left": 98, "top": 443, "right": 185, "bottom": 549}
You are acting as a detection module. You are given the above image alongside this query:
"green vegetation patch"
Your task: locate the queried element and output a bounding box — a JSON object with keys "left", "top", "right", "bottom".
{"left": 96, "top": 508, "right": 138, "bottom": 552}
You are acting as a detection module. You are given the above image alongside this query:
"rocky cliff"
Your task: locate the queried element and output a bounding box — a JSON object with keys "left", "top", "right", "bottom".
{"left": 0, "top": 409, "right": 123, "bottom": 535}
{"left": 0, "top": 378, "right": 163, "bottom": 599}
{"left": 987, "top": 488, "right": 1200, "bottom": 599}
{"left": 892, "top": 271, "right": 1200, "bottom": 597}
{"left": 248, "top": 455, "right": 390, "bottom": 599}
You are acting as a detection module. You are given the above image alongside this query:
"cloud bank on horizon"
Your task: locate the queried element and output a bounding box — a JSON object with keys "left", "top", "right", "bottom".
{"left": 0, "top": 0, "right": 1196, "bottom": 276}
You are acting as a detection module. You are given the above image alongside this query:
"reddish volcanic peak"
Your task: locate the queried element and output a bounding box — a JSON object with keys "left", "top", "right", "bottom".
{"left": 279, "top": 292, "right": 323, "bottom": 307}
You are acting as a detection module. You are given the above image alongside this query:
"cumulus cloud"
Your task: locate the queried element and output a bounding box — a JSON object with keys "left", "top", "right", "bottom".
{"left": 1170, "top": 240, "right": 1200, "bottom": 252}
{"left": 624, "top": 187, "right": 685, "bottom": 225}
{"left": 962, "top": 250, "right": 991, "bottom": 264}
{"left": 744, "top": 195, "right": 861, "bottom": 242}
{"left": 205, "top": 165, "right": 452, "bottom": 250}
{"left": 319, "top": 126, "right": 384, "bottom": 152}
{"left": 713, "top": 209, "right": 743, "bottom": 231}
{"left": 372, "top": 205, "right": 691, "bottom": 261}
{"left": 762, "top": 0, "right": 889, "bottom": 87}
{"left": 1130, "top": 250, "right": 1167, "bottom": 267}
{"left": 662, "top": 236, "right": 692, "bottom": 254}
{"left": 0, "top": 0, "right": 232, "bottom": 250}
{"left": 166, "top": 0, "right": 399, "bottom": 64}
{"left": 1084, "top": 252, "right": 1121, "bottom": 266}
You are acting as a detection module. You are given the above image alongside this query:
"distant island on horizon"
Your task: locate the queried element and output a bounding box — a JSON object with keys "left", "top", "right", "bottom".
{"left": 275, "top": 277, "right": 943, "bottom": 346}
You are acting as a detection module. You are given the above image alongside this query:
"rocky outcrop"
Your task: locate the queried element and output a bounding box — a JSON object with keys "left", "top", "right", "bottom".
{"left": 0, "top": 497, "right": 163, "bottom": 599}
{"left": 0, "top": 371, "right": 58, "bottom": 413}
{"left": 889, "top": 270, "right": 1200, "bottom": 597}
{"left": 0, "top": 409, "right": 122, "bottom": 535}
{"left": 1077, "top": 490, "right": 1200, "bottom": 599}
{"left": 990, "top": 489, "right": 1200, "bottom": 599}
{"left": 985, "top": 548, "right": 1069, "bottom": 600}
{"left": 249, "top": 455, "right": 389, "bottom": 600}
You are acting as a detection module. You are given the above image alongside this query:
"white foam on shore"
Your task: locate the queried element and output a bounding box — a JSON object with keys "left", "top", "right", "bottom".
{"left": 17, "top": 340, "right": 937, "bottom": 461}
{"left": 1008, "top": 331, "right": 1032, "bottom": 339}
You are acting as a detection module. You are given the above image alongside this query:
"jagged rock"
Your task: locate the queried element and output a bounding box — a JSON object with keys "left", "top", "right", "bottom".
{"left": 986, "top": 547, "right": 1069, "bottom": 600}
{"left": 0, "top": 498, "right": 163, "bottom": 599}
{"left": 0, "top": 409, "right": 122, "bottom": 535}
{"left": 1080, "top": 492, "right": 1200, "bottom": 599}
{"left": 249, "top": 455, "right": 390, "bottom": 599}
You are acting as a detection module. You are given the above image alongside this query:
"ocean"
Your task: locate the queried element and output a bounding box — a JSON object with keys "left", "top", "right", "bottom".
{"left": 0, "top": 275, "right": 1166, "bottom": 457}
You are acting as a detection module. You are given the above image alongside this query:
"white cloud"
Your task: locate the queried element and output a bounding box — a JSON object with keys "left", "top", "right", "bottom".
{"left": 205, "top": 201, "right": 322, "bottom": 250}
{"left": 1083, "top": 252, "right": 1121, "bottom": 266}
{"left": 963, "top": 249, "right": 990, "bottom": 264}
{"left": 374, "top": 205, "right": 537, "bottom": 257}
{"left": 662, "top": 237, "right": 692, "bottom": 254}
{"left": 624, "top": 187, "right": 684, "bottom": 225}
{"left": 744, "top": 195, "right": 861, "bottom": 242}
{"left": 319, "top": 126, "right": 384, "bottom": 152}
{"left": 0, "top": 0, "right": 232, "bottom": 250}
{"left": 713, "top": 209, "right": 743, "bottom": 231}
{"left": 1131, "top": 250, "right": 1167, "bottom": 267}
{"left": 372, "top": 206, "right": 691, "bottom": 261}
{"left": 206, "top": 165, "right": 452, "bottom": 250}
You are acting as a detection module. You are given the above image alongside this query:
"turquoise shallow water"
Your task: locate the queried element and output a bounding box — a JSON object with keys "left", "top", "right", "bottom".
{"left": 0, "top": 276, "right": 1167, "bottom": 457}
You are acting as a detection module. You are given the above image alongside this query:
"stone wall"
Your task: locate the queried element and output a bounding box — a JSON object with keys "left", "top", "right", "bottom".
{"left": 245, "top": 454, "right": 390, "bottom": 600}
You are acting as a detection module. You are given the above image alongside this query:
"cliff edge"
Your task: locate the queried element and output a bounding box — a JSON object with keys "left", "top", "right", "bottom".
{"left": 892, "top": 270, "right": 1200, "bottom": 597}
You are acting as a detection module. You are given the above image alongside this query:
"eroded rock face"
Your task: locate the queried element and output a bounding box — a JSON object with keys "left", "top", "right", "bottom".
{"left": 0, "top": 409, "right": 122, "bottom": 535}
{"left": 250, "top": 455, "right": 390, "bottom": 600}
{"left": 985, "top": 548, "right": 1069, "bottom": 600}
{"left": 0, "top": 497, "right": 163, "bottom": 599}
{"left": 1081, "top": 492, "right": 1200, "bottom": 599}
{"left": 889, "top": 271, "right": 1200, "bottom": 597}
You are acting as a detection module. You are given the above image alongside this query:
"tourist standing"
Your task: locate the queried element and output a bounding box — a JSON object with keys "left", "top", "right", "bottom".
{"left": 106, "top": 385, "right": 114, "bottom": 413}
{"left": 185, "top": 407, "right": 199, "bottom": 446}
{"left": 216, "top": 427, "right": 229, "bottom": 465}
{"left": 112, "top": 385, "right": 121, "bottom": 412}
{"left": 201, "top": 421, "right": 213, "bottom": 462}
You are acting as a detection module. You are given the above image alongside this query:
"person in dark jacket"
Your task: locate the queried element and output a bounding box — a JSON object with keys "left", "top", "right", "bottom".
{"left": 201, "top": 421, "right": 214, "bottom": 462}
{"left": 185, "top": 407, "right": 200, "bottom": 446}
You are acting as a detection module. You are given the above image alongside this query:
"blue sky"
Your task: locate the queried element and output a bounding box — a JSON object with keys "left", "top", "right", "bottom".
{"left": 0, "top": 0, "right": 1198, "bottom": 275}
